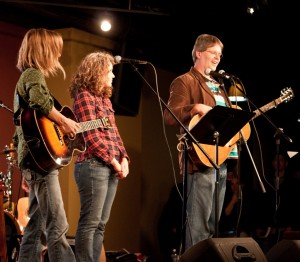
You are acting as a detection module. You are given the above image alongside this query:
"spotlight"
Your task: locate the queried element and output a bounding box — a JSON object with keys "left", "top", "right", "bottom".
{"left": 100, "top": 19, "right": 111, "bottom": 32}
{"left": 247, "top": 7, "right": 255, "bottom": 15}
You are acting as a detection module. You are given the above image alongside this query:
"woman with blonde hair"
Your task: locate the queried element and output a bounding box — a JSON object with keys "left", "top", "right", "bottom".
{"left": 13, "top": 28, "right": 78, "bottom": 261}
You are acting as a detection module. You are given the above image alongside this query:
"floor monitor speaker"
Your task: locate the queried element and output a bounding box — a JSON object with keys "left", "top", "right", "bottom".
{"left": 179, "top": 237, "right": 267, "bottom": 262}
{"left": 266, "top": 239, "right": 300, "bottom": 262}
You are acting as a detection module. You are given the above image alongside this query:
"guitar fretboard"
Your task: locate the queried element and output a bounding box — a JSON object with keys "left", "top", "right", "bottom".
{"left": 253, "top": 88, "right": 293, "bottom": 119}
{"left": 78, "top": 118, "right": 111, "bottom": 133}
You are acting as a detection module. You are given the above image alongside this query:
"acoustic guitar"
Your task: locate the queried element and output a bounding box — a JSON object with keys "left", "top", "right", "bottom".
{"left": 188, "top": 87, "right": 294, "bottom": 167}
{"left": 20, "top": 105, "right": 111, "bottom": 173}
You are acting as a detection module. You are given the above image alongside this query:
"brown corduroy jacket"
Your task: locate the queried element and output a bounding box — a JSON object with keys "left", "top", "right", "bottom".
{"left": 164, "top": 67, "right": 231, "bottom": 174}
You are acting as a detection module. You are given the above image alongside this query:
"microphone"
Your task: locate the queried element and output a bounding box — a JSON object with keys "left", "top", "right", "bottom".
{"left": 114, "top": 55, "right": 148, "bottom": 64}
{"left": 205, "top": 68, "right": 233, "bottom": 79}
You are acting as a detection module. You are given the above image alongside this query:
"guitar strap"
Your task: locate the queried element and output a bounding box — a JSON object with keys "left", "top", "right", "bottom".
{"left": 13, "top": 108, "right": 21, "bottom": 126}
{"left": 13, "top": 90, "right": 27, "bottom": 126}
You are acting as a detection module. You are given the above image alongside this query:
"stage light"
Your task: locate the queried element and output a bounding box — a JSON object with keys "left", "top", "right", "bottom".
{"left": 100, "top": 19, "right": 111, "bottom": 32}
{"left": 247, "top": 7, "right": 255, "bottom": 15}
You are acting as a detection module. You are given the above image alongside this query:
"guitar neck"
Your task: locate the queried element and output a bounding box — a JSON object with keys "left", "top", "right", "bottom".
{"left": 253, "top": 97, "right": 283, "bottom": 119}
{"left": 77, "top": 118, "right": 111, "bottom": 133}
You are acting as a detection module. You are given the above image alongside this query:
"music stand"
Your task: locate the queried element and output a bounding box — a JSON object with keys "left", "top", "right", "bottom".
{"left": 188, "top": 106, "right": 255, "bottom": 238}
{"left": 189, "top": 106, "right": 255, "bottom": 146}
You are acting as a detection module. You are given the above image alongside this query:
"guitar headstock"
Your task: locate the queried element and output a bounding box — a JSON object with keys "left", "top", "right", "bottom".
{"left": 281, "top": 87, "right": 294, "bottom": 103}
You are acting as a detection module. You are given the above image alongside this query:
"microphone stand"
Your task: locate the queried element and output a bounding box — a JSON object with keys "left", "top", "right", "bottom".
{"left": 221, "top": 79, "right": 266, "bottom": 196}
{"left": 232, "top": 80, "right": 293, "bottom": 145}
{"left": 273, "top": 128, "right": 284, "bottom": 240}
{"left": 274, "top": 128, "right": 283, "bottom": 192}
{"left": 0, "top": 100, "right": 13, "bottom": 113}
{"left": 228, "top": 78, "right": 293, "bottom": 194}
{"left": 125, "top": 62, "right": 220, "bottom": 254}
{"left": 220, "top": 78, "right": 265, "bottom": 237}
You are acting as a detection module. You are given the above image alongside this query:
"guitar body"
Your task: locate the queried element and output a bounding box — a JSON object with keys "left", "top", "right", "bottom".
{"left": 188, "top": 106, "right": 251, "bottom": 167}
{"left": 20, "top": 106, "right": 85, "bottom": 173}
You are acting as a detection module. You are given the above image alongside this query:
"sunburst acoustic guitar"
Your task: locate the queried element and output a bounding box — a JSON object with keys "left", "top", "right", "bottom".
{"left": 20, "top": 105, "right": 111, "bottom": 173}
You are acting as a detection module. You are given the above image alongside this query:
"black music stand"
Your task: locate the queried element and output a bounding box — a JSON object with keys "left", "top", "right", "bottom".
{"left": 187, "top": 106, "right": 255, "bottom": 238}
{"left": 189, "top": 106, "right": 255, "bottom": 146}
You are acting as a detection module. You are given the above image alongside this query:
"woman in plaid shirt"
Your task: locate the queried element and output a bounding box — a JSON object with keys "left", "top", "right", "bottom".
{"left": 69, "top": 51, "right": 130, "bottom": 261}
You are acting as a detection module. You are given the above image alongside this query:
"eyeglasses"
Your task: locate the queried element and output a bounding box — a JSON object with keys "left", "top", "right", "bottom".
{"left": 205, "top": 50, "right": 223, "bottom": 59}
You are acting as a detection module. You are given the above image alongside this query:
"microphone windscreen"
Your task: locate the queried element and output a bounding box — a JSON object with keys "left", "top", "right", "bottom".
{"left": 114, "top": 55, "right": 122, "bottom": 64}
{"left": 204, "top": 68, "right": 211, "bottom": 75}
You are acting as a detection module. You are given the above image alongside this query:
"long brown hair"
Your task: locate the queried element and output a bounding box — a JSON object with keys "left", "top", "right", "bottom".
{"left": 16, "top": 28, "right": 65, "bottom": 78}
{"left": 69, "top": 51, "right": 115, "bottom": 99}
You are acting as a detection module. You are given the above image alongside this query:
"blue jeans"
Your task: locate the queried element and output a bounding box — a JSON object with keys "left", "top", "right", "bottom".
{"left": 185, "top": 163, "right": 227, "bottom": 250}
{"left": 19, "top": 169, "right": 75, "bottom": 262}
{"left": 74, "top": 158, "right": 118, "bottom": 262}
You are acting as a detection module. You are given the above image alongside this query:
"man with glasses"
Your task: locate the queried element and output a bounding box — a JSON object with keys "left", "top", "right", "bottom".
{"left": 164, "top": 34, "right": 231, "bottom": 252}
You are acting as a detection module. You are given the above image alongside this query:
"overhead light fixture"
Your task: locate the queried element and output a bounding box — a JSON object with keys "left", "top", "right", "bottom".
{"left": 247, "top": 7, "right": 255, "bottom": 15}
{"left": 100, "top": 19, "right": 112, "bottom": 32}
{"left": 228, "top": 83, "right": 247, "bottom": 102}
{"left": 246, "top": 0, "right": 258, "bottom": 15}
{"left": 246, "top": 0, "right": 268, "bottom": 15}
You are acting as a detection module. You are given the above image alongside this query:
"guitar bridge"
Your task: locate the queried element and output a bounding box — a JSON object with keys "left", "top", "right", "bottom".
{"left": 53, "top": 123, "right": 64, "bottom": 146}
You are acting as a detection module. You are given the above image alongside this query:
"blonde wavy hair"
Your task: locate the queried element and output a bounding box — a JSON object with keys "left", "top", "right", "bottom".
{"left": 17, "top": 28, "right": 65, "bottom": 78}
{"left": 69, "top": 51, "right": 115, "bottom": 99}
